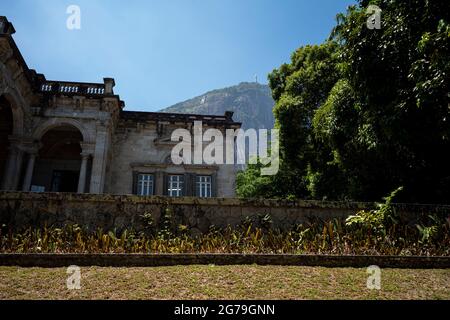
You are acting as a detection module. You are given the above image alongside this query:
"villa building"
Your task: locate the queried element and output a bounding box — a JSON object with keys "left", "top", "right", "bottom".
{"left": 0, "top": 17, "right": 241, "bottom": 198}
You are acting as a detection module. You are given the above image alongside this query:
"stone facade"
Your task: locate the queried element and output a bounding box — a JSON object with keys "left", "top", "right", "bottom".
{"left": 0, "top": 17, "right": 240, "bottom": 198}
{"left": 2, "top": 192, "right": 448, "bottom": 234}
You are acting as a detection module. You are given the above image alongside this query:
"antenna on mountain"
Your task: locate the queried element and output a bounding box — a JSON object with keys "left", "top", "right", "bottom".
{"left": 255, "top": 74, "right": 258, "bottom": 84}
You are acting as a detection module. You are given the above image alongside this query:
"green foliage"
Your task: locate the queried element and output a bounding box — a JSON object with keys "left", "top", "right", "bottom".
{"left": 346, "top": 187, "right": 403, "bottom": 237}
{"left": 237, "top": 42, "right": 341, "bottom": 200}
{"left": 140, "top": 212, "right": 155, "bottom": 231}
{"left": 236, "top": 163, "right": 277, "bottom": 198}
{"left": 257, "top": 213, "right": 273, "bottom": 230}
{"left": 416, "top": 214, "right": 449, "bottom": 246}
{"left": 1, "top": 214, "right": 448, "bottom": 255}
{"left": 236, "top": 160, "right": 302, "bottom": 199}
{"left": 416, "top": 224, "right": 438, "bottom": 245}
{"left": 237, "top": 0, "right": 450, "bottom": 204}
{"left": 269, "top": 42, "right": 341, "bottom": 186}
{"left": 325, "top": 0, "right": 450, "bottom": 203}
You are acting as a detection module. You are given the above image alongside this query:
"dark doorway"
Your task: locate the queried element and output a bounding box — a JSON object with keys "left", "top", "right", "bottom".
{"left": 51, "top": 170, "right": 80, "bottom": 192}
{"left": 31, "top": 125, "right": 83, "bottom": 192}
{"left": 0, "top": 96, "right": 13, "bottom": 186}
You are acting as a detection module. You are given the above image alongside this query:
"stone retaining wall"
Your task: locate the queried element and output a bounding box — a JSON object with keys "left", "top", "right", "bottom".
{"left": 0, "top": 192, "right": 449, "bottom": 233}
{"left": 0, "top": 253, "right": 449, "bottom": 268}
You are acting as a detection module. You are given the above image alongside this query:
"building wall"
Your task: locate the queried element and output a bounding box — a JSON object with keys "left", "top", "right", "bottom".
{"left": 0, "top": 16, "right": 240, "bottom": 197}
{"left": 2, "top": 192, "right": 446, "bottom": 234}
{"left": 108, "top": 122, "right": 238, "bottom": 197}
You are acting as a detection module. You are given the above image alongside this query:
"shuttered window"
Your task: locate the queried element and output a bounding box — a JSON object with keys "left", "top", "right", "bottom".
{"left": 137, "top": 174, "right": 154, "bottom": 196}
{"left": 196, "top": 175, "right": 212, "bottom": 198}
{"left": 168, "top": 175, "right": 184, "bottom": 197}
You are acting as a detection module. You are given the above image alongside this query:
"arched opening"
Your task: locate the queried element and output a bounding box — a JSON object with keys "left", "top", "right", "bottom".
{"left": 31, "top": 125, "right": 85, "bottom": 192}
{"left": 0, "top": 96, "right": 14, "bottom": 187}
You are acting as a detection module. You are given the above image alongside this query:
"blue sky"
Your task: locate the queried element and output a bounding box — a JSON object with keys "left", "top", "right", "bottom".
{"left": 1, "top": 0, "right": 355, "bottom": 111}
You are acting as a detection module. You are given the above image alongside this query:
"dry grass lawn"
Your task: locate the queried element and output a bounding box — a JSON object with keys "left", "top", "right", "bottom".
{"left": 0, "top": 265, "right": 449, "bottom": 300}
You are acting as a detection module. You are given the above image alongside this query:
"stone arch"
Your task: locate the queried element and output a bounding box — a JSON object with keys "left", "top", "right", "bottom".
{"left": 0, "top": 61, "right": 28, "bottom": 190}
{"left": 0, "top": 91, "right": 24, "bottom": 136}
{"left": 0, "top": 58, "right": 28, "bottom": 136}
{"left": 0, "top": 95, "right": 15, "bottom": 189}
{"left": 30, "top": 124, "right": 87, "bottom": 193}
{"left": 32, "top": 118, "right": 94, "bottom": 144}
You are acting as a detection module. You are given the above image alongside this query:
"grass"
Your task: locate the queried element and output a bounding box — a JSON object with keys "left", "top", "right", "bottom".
{"left": 0, "top": 265, "right": 449, "bottom": 300}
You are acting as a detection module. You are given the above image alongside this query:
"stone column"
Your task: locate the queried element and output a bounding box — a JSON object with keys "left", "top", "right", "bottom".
{"left": 1, "top": 136, "right": 26, "bottom": 191}
{"left": 103, "top": 78, "right": 116, "bottom": 95}
{"left": 2, "top": 135, "right": 35, "bottom": 190}
{"left": 1, "top": 147, "right": 17, "bottom": 190}
{"left": 77, "top": 153, "right": 90, "bottom": 193}
{"left": 78, "top": 143, "right": 95, "bottom": 194}
{"left": 90, "top": 123, "right": 110, "bottom": 194}
{"left": 11, "top": 149, "right": 24, "bottom": 190}
{"left": 22, "top": 152, "right": 37, "bottom": 192}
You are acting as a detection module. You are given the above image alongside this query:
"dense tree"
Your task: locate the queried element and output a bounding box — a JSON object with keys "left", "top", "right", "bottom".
{"left": 236, "top": 160, "right": 301, "bottom": 200}
{"left": 315, "top": 0, "right": 450, "bottom": 202}
{"left": 237, "top": 43, "right": 341, "bottom": 199}
{"left": 237, "top": 0, "right": 450, "bottom": 203}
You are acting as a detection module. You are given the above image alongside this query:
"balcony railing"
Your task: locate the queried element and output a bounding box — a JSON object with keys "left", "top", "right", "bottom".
{"left": 40, "top": 81, "right": 106, "bottom": 96}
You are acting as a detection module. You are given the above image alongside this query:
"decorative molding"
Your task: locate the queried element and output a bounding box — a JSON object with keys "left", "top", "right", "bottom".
{"left": 129, "top": 161, "right": 219, "bottom": 172}
{"left": 32, "top": 117, "right": 94, "bottom": 143}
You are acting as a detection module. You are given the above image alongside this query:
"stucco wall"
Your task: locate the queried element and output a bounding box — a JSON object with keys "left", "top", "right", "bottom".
{"left": 1, "top": 192, "right": 448, "bottom": 234}
{"left": 108, "top": 123, "right": 237, "bottom": 197}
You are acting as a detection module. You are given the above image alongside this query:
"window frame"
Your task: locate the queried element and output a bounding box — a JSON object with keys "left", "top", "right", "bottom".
{"left": 196, "top": 175, "right": 212, "bottom": 198}
{"left": 136, "top": 173, "right": 155, "bottom": 196}
{"left": 167, "top": 174, "right": 184, "bottom": 197}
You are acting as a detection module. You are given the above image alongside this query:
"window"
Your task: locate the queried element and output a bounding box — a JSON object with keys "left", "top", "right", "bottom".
{"left": 137, "top": 174, "right": 154, "bottom": 196}
{"left": 168, "top": 175, "right": 184, "bottom": 197}
{"left": 196, "top": 175, "right": 212, "bottom": 198}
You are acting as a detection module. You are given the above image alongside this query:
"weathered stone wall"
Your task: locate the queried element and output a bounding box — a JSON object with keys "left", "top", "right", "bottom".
{"left": 109, "top": 122, "right": 238, "bottom": 197}
{"left": 1, "top": 253, "right": 449, "bottom": 268}
{"left": 1, "top": 192, "right": 449, "bottom": 234}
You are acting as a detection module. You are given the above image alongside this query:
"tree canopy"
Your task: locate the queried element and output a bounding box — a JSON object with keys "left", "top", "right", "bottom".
{"left": 237, "top": 0, "right": 450, "bottom": 204}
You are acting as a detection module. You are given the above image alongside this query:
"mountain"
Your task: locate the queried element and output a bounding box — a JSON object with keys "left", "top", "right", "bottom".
{"left": 160, "top": 82, "right": 275, "bottom": 130}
